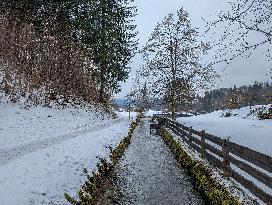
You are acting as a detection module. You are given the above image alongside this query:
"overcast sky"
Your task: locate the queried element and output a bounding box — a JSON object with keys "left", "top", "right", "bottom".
{"left": 116, "top": 0, "right": 271, "bottom": 98}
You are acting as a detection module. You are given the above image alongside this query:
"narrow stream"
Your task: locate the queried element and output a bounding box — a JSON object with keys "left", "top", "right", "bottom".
{"left": 114, "top": 119, "right": 204, "bottom": 205}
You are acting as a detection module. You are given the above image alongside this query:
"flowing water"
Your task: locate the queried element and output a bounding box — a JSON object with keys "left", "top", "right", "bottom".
{"left": 114, "top": 119, "right": 204, "bottom": 205}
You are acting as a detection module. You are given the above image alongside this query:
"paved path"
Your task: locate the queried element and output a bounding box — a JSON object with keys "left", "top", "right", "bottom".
{"left": 115, "top": 119, "right": 204, "bottom": 205}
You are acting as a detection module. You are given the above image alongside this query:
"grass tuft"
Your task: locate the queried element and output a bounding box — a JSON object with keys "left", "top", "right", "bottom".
{"left": 159, "top": 128, "right": 241, "bottom": 205}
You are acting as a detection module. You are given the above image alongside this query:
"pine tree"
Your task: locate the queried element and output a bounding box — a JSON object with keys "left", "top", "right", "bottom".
{"left": 0, "top": 0, "right": 138, "bottom": 106}
{"left": 76, "top": 0, "right": 138, "bottom": 104}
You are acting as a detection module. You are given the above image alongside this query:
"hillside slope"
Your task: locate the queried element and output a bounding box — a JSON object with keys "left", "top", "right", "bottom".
{"left": 177, "top": 105, "right": 272, "bottom": 155}
{"left": 0, "top": 101, "right": 133, "bottom": 205}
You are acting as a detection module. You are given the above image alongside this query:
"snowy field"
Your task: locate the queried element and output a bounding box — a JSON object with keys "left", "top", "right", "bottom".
{"left": 176, "top": 105, "right": 272, "bottom": 204}
{"left": 177, "top": 105, "right": 272, "bottom": 155}
{"left": 145, "top": 109, "right": 162, "bottom": 116}
{"left": 0, "top": 102, "right": 133, "bottom": 205}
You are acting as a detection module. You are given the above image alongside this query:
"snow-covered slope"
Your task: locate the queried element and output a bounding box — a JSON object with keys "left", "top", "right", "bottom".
{"left": 177, "top": 105, "right": 272, "bottom": 155}
{"left": 0, "top": 103, "right": 111, "bottom": 149}
{"left": 0, "top": 102, "right": 134, "bottom": 205}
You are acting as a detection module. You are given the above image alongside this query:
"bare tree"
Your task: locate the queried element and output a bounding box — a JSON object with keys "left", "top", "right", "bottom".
{"left": 206, "top": 0, "right": 272, "bottom": 67}
{"left": 126, "top": 78, "right": 150, "bottom": 114}
{"left": 0, "top": 14, "right": 99, "bottom": 106}
{"left": 141, "top": 7, "right": 216, "bottom": 120}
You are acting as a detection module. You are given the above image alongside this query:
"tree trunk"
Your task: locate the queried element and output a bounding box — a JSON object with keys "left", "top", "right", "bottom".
{"left": 99, "top": 0, "right": 106, "bottom": 105}
{"left": 171, "top": 101, "right": 176, "bottom": 121}
{"left": 99, "top": 73, "right": 105, "bottom": 104}
{"left": 170, "top": 40, "right": 177, "bottom": 121}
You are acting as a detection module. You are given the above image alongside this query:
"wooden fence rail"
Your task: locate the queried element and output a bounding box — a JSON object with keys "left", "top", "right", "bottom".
{"left": 154, "top": 116, "right": 272, "bottom": 204}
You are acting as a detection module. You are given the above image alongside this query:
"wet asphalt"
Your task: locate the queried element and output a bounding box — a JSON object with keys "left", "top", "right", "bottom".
{"left": 114, "top": 119, "right": 204, "bottom": 205}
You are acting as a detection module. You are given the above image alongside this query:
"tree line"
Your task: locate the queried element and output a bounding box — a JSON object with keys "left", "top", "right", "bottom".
{"left": 194, "top": 82, "right": 272, "bottom": 113}
{"left": 129, "top": 81, "right": 271, "bottom": 113}
{"left": 0, "top": 0, "right": 137, "bottom": 107}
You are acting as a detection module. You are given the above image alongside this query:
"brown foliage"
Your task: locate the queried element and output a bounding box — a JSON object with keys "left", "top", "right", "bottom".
{"left": 0, "top": 14, "right": 99, "bottom": 106}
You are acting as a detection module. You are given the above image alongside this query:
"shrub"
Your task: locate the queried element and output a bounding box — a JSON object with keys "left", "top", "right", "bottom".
{"left": 65, "top": 119, "right": 139, "bottom": 205}
{"left": 159, "top": 128, "right": 240, "bottom": 205}
{"left": 257, "top": 106, "right": 272, "bottom": 120}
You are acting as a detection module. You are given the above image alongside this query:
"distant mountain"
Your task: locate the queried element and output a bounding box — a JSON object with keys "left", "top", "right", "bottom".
{"left": 114, "top": 98, "right": 127, "bottom": 107}
{"left": 113, "top": 98, "right": 136, "bottom": 107}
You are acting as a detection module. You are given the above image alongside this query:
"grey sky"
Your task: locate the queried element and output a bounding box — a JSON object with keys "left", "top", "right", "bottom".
{"left": 116, "top": 0, "right": 271, "bottom": 98}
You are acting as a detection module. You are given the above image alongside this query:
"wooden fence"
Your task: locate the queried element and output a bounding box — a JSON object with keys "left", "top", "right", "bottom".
{"left": 155, "top": 116, "right": 272, "bottom": 204}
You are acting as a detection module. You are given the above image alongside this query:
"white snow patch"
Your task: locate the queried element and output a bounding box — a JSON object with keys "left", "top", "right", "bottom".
{"left": 116, "top": 111, "right": 138, "bottom": 119}
{"left": 175, "top": 105, "right": 272, "bottom": 204}
{"left": 0, "top": 101, "right": 132, "bottom": 205}
{"left": 177, "top": 105, "right": 272, "bottom": 155}
{"left": 145, "top": 109, "right": 162, "bottom": 116}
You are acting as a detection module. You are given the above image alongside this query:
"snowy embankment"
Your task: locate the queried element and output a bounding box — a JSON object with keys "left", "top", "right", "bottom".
{"left": 0, "top": 102, "right": 133, "bottom": 205}
{"left": 177, "top": 105, "right": 272, "bottom": 155}
{"left": 177, "top": 105, "right": 272, "bottom": 204}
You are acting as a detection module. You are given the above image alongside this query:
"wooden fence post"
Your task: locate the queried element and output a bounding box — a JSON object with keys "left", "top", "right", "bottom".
{"left": 222, "top": 139, "right": 230, "bottom": 176}
{"left": 163, "top": 118, "right": 167, "bottom": 127}
{"left": 201, "top": 130, "right": 206, "bottom": 159}
{"left": 158, "top": 117, "right": 164, "bottom": 128}
{"left": 189, "top": 127, "right": 193, "bottom": 148}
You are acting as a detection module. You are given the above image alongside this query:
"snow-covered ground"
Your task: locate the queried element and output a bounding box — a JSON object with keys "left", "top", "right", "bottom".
{"left": 117, "top": 110, "right": 138, "bottom": 118}
{"left": 177, "top": 105, "right": 272, "bottom": 155}
{"left": 0, "top": 102, "right": 134, "bottom": 205}
{"left": 144, "top": 109, "right": 162, "bottom": 116}
{"left": 175, "top": 105, "right": 272, "bottom": 204}
{"left": 115, "top": 109, "right": 161, "bottom": 118}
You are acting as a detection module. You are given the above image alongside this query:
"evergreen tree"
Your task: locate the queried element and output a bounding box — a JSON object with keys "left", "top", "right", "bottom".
{"left": 76, "top": 0, "right": 138, "bottom": 104}
{"left": 0, "top": 0, "right": 138, "bottom": 106}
